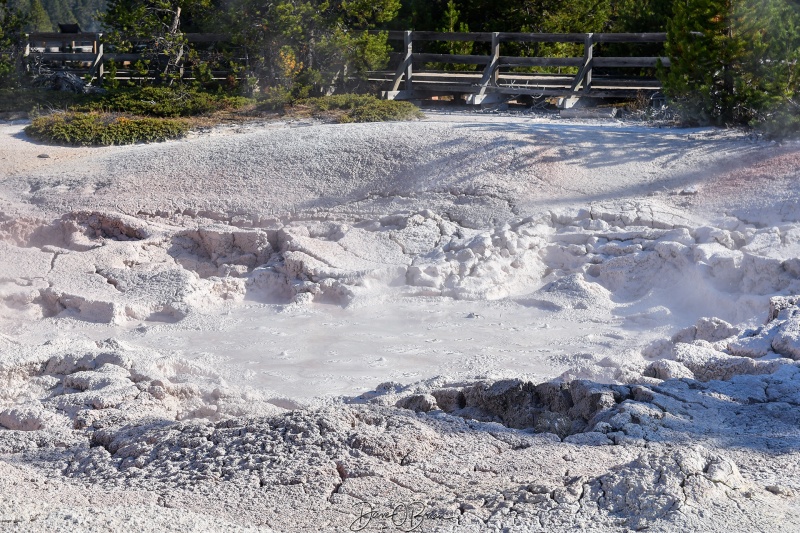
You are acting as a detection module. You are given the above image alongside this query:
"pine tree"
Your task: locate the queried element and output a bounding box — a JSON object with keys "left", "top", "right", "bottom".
{"left": 27, "top": 0, "right": 54, "bottom": 31}
{"left": 223, "top": 0, "right": 400, "bottom": 95}
{"left": 436, "top": 0, "right": 473, "bottom": 71}
{"left": 664, "top": 0, "right": 800, "bottom": 127}
{"left": 100, "top": 0, "right": 213, "bottom": 84}
{"left": 391, "top": 0, "right": 442, "bottom": 30}
{"left": 608, "top": 0, "right": 673, "bottom": 32}
{"left": 72, "top": 0, "right": 108, "bottom": 31}
{"left": 41, "top": 0, "right": 77, "bottom": 26}
{"left": 663, "top": 0, "right": 741, "bottom": 124}
{"left": 0, "top": 0, "right": 28, "bottom": 88}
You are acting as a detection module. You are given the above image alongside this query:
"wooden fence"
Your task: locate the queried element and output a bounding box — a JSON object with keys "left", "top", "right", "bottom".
{"left": 24, "top": 30, "right": 670, "bottom": 103}
{"left": 24, "top": 32, "right": 232, "bottom": 82}
{"left": 370, "top": 31, "right": 670, "bottom": 104}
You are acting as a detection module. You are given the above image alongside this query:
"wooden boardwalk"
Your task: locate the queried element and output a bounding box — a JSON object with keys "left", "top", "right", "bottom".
{"left": 370, "top": 31, "right": 669, "bottom": 105}
{"left": 24, "top": 30, "right": 668, "bottom": 104}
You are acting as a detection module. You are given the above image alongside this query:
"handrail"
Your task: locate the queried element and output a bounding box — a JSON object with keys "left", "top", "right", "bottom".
{"left": 374, "top": 31, "right": 670, "bottom": 103}
{"left": 23, "top": 30, "right": 671, "bottom": 94}
{"left": 27, "top": 32, "right": 231, "bottom": 43}
{"left": 375, "top": 30, "right": 667, "bottom": 44}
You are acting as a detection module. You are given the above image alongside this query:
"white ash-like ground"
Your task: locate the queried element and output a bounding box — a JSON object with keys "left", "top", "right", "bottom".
{"left": 1, "top": 113, "right": 800, "bottom": 531}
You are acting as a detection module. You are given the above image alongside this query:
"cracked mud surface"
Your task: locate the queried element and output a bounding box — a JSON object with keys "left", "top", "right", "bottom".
{"left": 1, "top": 114, "right": 800, "bottom": 531}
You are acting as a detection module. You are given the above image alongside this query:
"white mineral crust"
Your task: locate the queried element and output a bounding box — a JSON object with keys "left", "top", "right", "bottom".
{"left": 1, "top": 114, "right": 799, "bottom": 531}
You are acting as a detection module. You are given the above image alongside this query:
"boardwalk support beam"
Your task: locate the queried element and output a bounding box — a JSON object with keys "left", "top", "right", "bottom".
{"left": 467, "top": 32, "right": 501, "bottom": 105}
{"left": 387, "top": 31, "right": 413, "bottom": 97}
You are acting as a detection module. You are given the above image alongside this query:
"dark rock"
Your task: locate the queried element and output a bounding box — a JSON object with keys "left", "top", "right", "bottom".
{"left": 396, "top": 394, "right": 438, "bottom": 413}
{"left": 463, "top": 379, "right": 538, "bottom": 429}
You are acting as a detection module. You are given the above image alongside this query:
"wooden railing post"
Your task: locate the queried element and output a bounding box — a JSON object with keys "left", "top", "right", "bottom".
{"left": 568, "top": 33, "right": 593, "bottom": 93}
{"left": 89, "top": 42, "right": 104, "bottom": 81}
{"left": 569, "top": 33, "right": 594, "bottom": 93}
{"left": 390, "top": 30, "right": 413, "bottom": 92}
{"left": 403, "top": 30, "right": 413, "bottom": 91}
{"left": 477, "top": 32, "right": 499, "bottom": 95}
{"left": 584, "top": 33, "right": 593, "bottom": 92}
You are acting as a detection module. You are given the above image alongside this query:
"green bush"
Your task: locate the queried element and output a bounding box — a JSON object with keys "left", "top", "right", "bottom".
{"left": 25, "top": 112, "right": 188, "bottom": 145}
{"left": 77, "top": 86, "right": 253, "bottom": 117}
{"left": 254, "top": 86, "right": 291, "bottom": 112}
{"left": 298, "top": 95, "right": 424, "bottom": 123}
{"left": 341, "top": 99, "right": 424, "bottom": 123}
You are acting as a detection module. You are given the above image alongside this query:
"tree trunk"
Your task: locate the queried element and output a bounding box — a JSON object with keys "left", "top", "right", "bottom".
{"left": 169, "top": 7, "right": 182, "bottom": 35}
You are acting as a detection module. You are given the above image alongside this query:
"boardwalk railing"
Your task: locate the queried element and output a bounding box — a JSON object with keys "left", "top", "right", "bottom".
{"left": 25, "top": 32, "right": 233, "bottom": 82}
{"left": 370, "top": 31, "right": 670, "bottom": 103}
{"left": 24, "top": 30, "right": 669, "bottom": 102}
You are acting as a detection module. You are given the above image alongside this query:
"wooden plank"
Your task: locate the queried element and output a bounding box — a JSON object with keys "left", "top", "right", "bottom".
{"left": 371, "top": 72, "right": 662, "bottom": 90}
{"left": 382, "top": 30, "right": 407, "bottom": 40}
{"left": 493, "top": 87, "right": 573, "bottom": 96}
{"left": 28, "top": 32, "right": 228, "bottom": 43}
{"left": 498, "top": 73, "right": 574, "bottom": 80}
{"left": 379, "top": 30, "right": 670, "bottom": 45}
{"left": 589, "top": 78, "right": 661, "bottom": 88}
{"left": 413, "top": 53, "right": 490, "bottom": 65}
{"left": 410, "top": 31, "right": 493, "bottom": 42}
{"left": 36, "top": 52, "right": 97, "bottom": 61}
{"left": 498, "top": 56, "right": 583, "bottom": 67}
{"left": 491, "top": 87, "right": 658, "bottom": 98}
{"left": 497, "top": 32, "right": 588, "bottom": 43}
{"left": 28, "top": 32, "right": 99, "bottom": 41}
{"left": 593, "top": 33, "right": 667, "bottom": 43}
{"left": 419, "top": 80, "right": 658, "bottom": 93}
{"left": 400, "top": 80, "right": 486, "bottom": 88}
{"left": 105, "top": 53, "right": 150, "bottom": 61}
{"left": 394, "top": 73, "right": 482, "bottom": 83}
{"left": 498, "top": 78, "right": 575, "bottom": 87}
{"left": 382, "top": 81, "right": 659, "bottom": 99}
{"left": 411, "top": 71, "right": 483, "bottom": 78}
{"left": 377, "top": 30, "right": 492, "bottom": 42}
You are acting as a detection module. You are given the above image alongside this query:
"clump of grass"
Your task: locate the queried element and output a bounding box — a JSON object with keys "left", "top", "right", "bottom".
{"left": 25, "top": 112, "right": 188, "bottom": 146}
{"left": 297, "top": 94, "right": 424, "bottom": 123}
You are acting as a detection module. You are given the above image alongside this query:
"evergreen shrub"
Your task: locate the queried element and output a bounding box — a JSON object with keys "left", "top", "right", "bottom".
{"left": 25, "top": 112, "right": 188, "bottom": 145}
